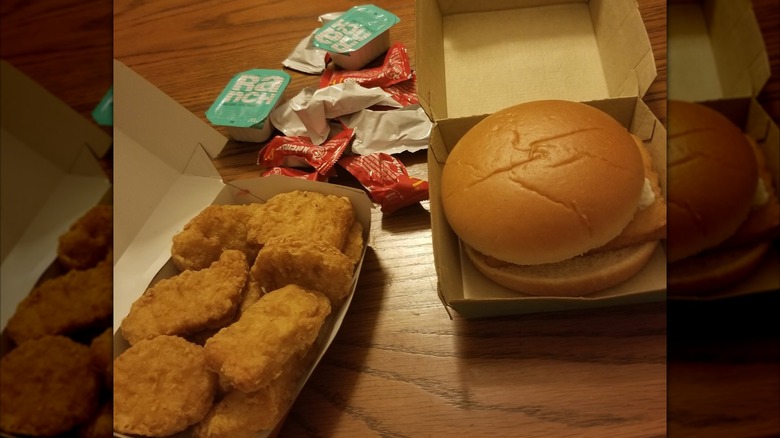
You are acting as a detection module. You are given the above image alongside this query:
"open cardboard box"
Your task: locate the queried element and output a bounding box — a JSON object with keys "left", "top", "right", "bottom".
{"left": 0, "top": 60, "right": 112, "bottom": 340}
{"left": 113, "top": 60, "right": 372, "bottom": 437}
{"left": 668, "top": 0, "right": 779, "bottom": 301}
{"left": 417, "top": 0, "right": 667, "bottom": 318}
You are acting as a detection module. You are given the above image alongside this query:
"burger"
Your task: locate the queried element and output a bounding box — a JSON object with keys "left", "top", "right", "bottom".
{"left": 666, "top": 100, "right": 779, "bottom": 295}
{"left": 440, "top": 100, "right": 666, "bottom": 297}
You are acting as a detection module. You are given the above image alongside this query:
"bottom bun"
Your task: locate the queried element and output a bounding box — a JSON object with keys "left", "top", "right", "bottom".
{"left": 668, "top": 242, "right": 770, "bottom": 296}
{"left": 465, "top": 241, "right": 659, "bottom": 297}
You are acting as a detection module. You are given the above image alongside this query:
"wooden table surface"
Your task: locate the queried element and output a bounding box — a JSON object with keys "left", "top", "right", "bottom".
{"left": 2, "top": 0, "right": 778, "bottom": 437}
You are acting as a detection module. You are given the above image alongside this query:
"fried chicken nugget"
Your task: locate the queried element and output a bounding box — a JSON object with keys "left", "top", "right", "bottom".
{"left": 171, "top": 203, "right": 264, "bottom": 272}
{"left": 246, "top": 191, "right": 354, "bottom": 249}
{"left": 204, "top": 284, "right": 331, "bottom": 393}
{"left": 5, "top": 257, "right": 112, "bottom": 345}
{"left": 120, "top": 250, "right": 248, "bottom": 346}
{"left": 78, "top": 402, "right": 112, "bottom": 438}
{"left": 89, "top": 327, "right": 113, "bottom": 387}
{"left": 114, "top": 336, "right": 217, "bottom": 437}
{"left": 342, "top": 220, "right": 365, "bottom": 266}
{"left": 251, "top": 235, "right": 355, "bottom": 305}
{"left": 194, "top": 349, "right": 316, "bottom": 438}
{"left": 0, "top": 336, "right": 101, "bottom": 436}
{"left": 57, "top": 203, "right": 113, "bottom": 270}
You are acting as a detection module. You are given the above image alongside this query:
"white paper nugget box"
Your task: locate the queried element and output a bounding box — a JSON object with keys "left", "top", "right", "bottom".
{"left": 113, "top": 60, "right": 372, "bottom": 437}
{"left": 0, "top": 60, "right": 111, "bottom": 334}
{"left": 417, "top": 0, "right": 667, "bottom": 318}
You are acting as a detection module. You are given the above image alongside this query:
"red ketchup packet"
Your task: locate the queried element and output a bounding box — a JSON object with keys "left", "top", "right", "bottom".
{"left": 319, "top": 42, "right": 412, "bottom": 89}
{"left": 261, "top": 166, "right": 328, "bottom": 181}
{"left": 258, "top": 128, "right": 353, "bottom": 177}
{"left": 382, "top": 72, "right": 418, "bottom": 107}
{"left": 339, "top": 153, "right": 429, "bottom": 214}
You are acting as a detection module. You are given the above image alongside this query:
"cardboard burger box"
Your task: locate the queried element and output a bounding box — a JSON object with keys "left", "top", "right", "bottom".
{"left": 112, "top": 60, "right": 372, "bottom": 437}
{"left": 417, "top": 0, "right": 668, "bottom": 318}
{"left": 667, "top": 0, "right": 780, "bottom": 300}
{"left": 0, "top": 60, "right": 112, "bottom": 344}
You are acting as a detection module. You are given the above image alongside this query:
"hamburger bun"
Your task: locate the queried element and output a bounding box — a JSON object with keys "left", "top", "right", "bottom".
{"left": 465, "top": 241, "right": 659, "bottom": 297}
{"left": 441, "top": 100, "right": 663, "bottom": 296}
{"left": 667, "top": 100, "right": 778, "bottom": 295}
{"left": 667, "top": 242, "right": 771, "bottom": 295}
{"left": 666, "top": 100, "right": 758, "bottom": 263}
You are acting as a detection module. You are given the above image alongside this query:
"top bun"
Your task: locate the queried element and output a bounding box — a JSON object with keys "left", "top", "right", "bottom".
{"left": 666, "top": 100, "right": 758, "bottom": 262}
{"left": 441, "top": 100, "right": 645, "bottom": 265}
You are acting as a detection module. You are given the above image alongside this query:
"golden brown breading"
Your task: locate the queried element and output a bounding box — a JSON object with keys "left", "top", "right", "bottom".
{"left": 57, "top": 204, "right": 113, "bottom": 270}
{"left": 171, "top": 203, "right": 264, "bottom": 271}
{"left": 246, "top": 190, "right": 354, "bottom": 249}
{"left": 194, "top": 349, "right": 315, "bottom": 438}
{"left": 341, "top": 220, "right": 365, "bottom": 266}
{"left": 120, "top": 250, "right": 248, "bottom": 346}
{"left": 251, "top": 235, "right": 355, "bottom": 305}
{"left": 89, "top": 327, "right": 113, "bottom": 385}
{"left": 113, "top": 336, "right": 217, "bottom": 437}
{"left": 0, "top": 336, "right": 101, "bottom": 436}
{"left": 78, "top": 401, "right": 112, "bottom": 438}
{"left": 203, "top": 285, "right": 331, "bottom": 393}
{"left": 239, "top": 279, "right": 265, "bottom": 316}
{"left": 5, "top": 257, "right": 112, "bottom": 345}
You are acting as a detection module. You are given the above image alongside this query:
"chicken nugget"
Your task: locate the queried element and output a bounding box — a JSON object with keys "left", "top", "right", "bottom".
{"left": 120, "top": 250, "right": 248, "bottom": 346}
{"left": 342, "top": 220, "right": 365, "bottom": 266}
{"left": 89, "top": 327, "right": 113, "bottom": 387}
{"left": 194, "top": 349, "right": 316, "bottom": 438}
{"left": 57, "top": 204, "right": 113, "bottom": 270}
{"left": 0, "top": 335, "right": 101, "bottom": 436}
{"left": 78, "top": 402, "right": 112, "bottom": 438}
{"left": 251, "top": 235, "right": 355, "bottom": 305}
{"left": 5, "top": 257, "right": 112, "bottom": 345}
{"left": 204, "top": 285, "right": 331, "bottom": 393}
{"left": 114, "top": 335, "right": 217, "bottom": 437}
{"left": 246, "top": 190, "right": 354, "bottom": 249}
{"left": 171, "top": 203, "right": 264, "bottom": 271}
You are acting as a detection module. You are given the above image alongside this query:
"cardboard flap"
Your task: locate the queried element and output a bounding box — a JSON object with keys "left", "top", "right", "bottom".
{"left": 113, "top": 60, "right": 227, "bottom": 173}
{"left": 416, "top": 0, "right": 656, "bottom": 121}
{"left": 0, "top": 60, "right": 112, "bottom": 164}
{"left": 114, "top": 60, "right": 226, "bottom": 260}
{"left": 668, "top": 0, "right": 770, "bottom": 101}
{"left": 590, "top": 0, "right": 656, "bottom": 98}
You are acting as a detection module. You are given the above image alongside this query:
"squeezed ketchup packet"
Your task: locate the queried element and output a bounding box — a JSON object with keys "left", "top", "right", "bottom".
{"left": 319, "top": 43, "right": 413, "bottom": 89}
{"left": 339, "top": 153, "right": 429, "bottom": 214}
{"left": 261, "top": 166, "right": 328, "bottom": 181}
{"left": 341, "top": 105, "right": 432, "bottom": 155}
{"left": 282, "top": 31, "right": 329, "bottom": 74}
{"left": 282, "top": 12, "right": 344, "bottom": 74}
{"left": 382, "top": 72, "right": 418, "bottom": 107}
{"left": 270, "top": 82, "right": 400, "bottom": 144}
{"left": 258, "top": 128, "right": 353, "bottom": 177}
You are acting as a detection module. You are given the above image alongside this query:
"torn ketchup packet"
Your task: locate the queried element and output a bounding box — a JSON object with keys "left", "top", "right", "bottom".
{"left": 258, "top": 128, "right": 353, "bottom": 176}
{"left": 382, "top": 72, "right": 418, "bottom": 107}
{"left": 261, "top": 166, "right": 327, "bottom": 181}
{"left": 339, "top": 153, "right": 429, "bottom": 214}
{"left": 319, "top": 43, "right": 412, "bottom": 89}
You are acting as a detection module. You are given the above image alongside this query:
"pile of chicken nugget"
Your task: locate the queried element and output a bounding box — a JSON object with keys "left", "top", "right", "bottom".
{"left": 114, "top": 190, "right": 364, "bottom": 437}
{"left": 0, "top": 204, "right": 114, "bottom": 437}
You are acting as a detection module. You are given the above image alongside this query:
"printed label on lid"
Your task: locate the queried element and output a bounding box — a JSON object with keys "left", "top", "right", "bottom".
{"left": 313, "top": 5, "right": 399, "bottom": 55}
{"left": 206, "top": 70, "right": 290, "bottom": 128}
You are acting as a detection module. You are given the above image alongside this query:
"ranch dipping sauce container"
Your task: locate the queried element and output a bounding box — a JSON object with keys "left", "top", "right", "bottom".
{"left": 206, "top": 69, "right": 290, "bottom": 143}
{"left": 313, "top": 5, "right": 400, "bottom": 71}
